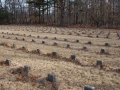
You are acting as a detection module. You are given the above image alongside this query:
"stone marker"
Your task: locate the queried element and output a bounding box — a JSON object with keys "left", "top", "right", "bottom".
{"left": 52, "top": 52, "right": 57, "bottom": 56}
{"left": 24, "top": 65, "right": 30, "bottom": 71}
{"left": 22, "top": 65, "right": 30, "bottom": 76}
{"left": 37, "top": 49, "right": 40, "bottom": 54}
{"left": 101, "top": 48, "right": 105, "bottom": 53}
{"left": 12, "top": 44, "right": 15, "bottom": 48}
{"left": 15, "top": 37, "right": 18, "bottom": 39}
{"left": 22, "top": 46, "right": 26, "bottom": 50}
{"left": 71, "top": 55, "right": 76, "bottom": 60}
{"left": 32, "top": 39, "right": 35, "bottom": 42}
{"left": 53, "top": 42, "right": 57, "bottom": 46}
{"left": 83, "top": 46, "right": 87, "bottom": 50}
{"left": 105, "top": 43, "right": 109, "bottom": 46}
{"left": 37, "top": 36, "right": 40, "bottom": 38}
{"left": 96, "top": 35, "right": 99, "bottom": 38}
{"left": 88, "top": 41, "right": 92, "bottom": 44}
{"left": 64, "top": 38, "right": 67, "bottom": 41}
{"left": 44, "top": 36, "right": 48, "bottom": 39}
{"left": 96, "top": 60, "right": 103, "bottom": 66}
{"left": 54, "top": 37, "right": 57, "bottom": 40}
{"left": 84, "top": 85, "right": 95, "bottom": 90}
{"left": 48, "top": 73, "right": 56, "bottom": 82}
{"left": 5, "top": 59, "right": 11, "bottom": 66}
{"left": 22, "top": 38, "right": 25, "bottom": 41}
{"left": 76, "top": 39, "right": 79, "bottom": 43}
{"left": 42, "top": 41, "right": 45, "bottom": 44}
{"left": 66, "top": 44, "right": 70, "bottom": 48}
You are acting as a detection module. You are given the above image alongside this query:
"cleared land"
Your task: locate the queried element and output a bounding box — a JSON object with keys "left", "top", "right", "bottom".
{"left": 0, "top": 25, "right": 120, "bottom": 90}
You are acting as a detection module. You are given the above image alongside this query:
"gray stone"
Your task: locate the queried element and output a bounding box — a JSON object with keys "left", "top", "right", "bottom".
{"left": 76, "top": 40, "right": 79, "bottom": 43}
{"left": 37, "top": 49, "right": 40, "bottom": 53}
{"left": 12, "top": 44, "right": 15, "bottom": 48}
{"left": 84, "top": 85, "right": 95, "bottom": 90}
{"left": 83, "top": 46, "right": 87, "bottom": 50}
{"left": 5, "top": 59, "right": 11, "bottom": 66}
{"left": 88, "top": 41, "right": 92, "bottom": 44}
{"left": 37, "top": 36, "right": 40, "bottom": 38}
{"left": 54, "top": 37, "right": 57, "bottom": 40}
{"left": 52, "top": 52, "right": 57, "bottom": 56}
{"left": 53, "top": 42, "right": 57, "bottom": 46}
{"left": 101, "top": 48, "right": 105, "bottom": 53}
{"left": 15, "top": 37, "right": 18, "bottom": 39}
{"left": 44, "top": 36, "right": 48, "bottom": 39}
{"left": 64, "top": 38, "right": 67, "bottom": 41}
{"left": 22, "top": 65, "right": 30, "bottom": 76}
{"left": 105, "top": 43, "right": 109, "bottom": 46}
{"left": 71, "top": 55, "right": 76, "bottom": 60}
{"left": 96, "top": 60, "right": 103, "bottom": 66}
{"left": 22, "top": 38, "right": 25, "bottom": 41}
{"left": 31, "top": 39, "right": 35, "bottom": 42}
{"left": 66, "top": 44, "right": 70, "bottom": 48}
{"left": 96, "top": 35, "right": 99, "bottom": 38}
{"left": 48, "top": 73, "right": 56, "bottom": 82}
{"left": 22, "top": 46, "right": 26, "bottom": 50}
{"left": 42, "top": 41, "right": 45, "bottom": 44}
{"left": 24, "top": 65, "right": 30, "bottom": 71}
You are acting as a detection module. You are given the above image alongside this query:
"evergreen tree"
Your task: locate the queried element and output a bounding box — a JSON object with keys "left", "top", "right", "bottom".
{"left": 0, "top": 6, "right": 7, "bottom": 24}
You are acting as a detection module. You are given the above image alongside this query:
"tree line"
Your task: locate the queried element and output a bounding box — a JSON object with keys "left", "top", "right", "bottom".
{"left": 0, "top": 0, "right": 120, "bottom": 28}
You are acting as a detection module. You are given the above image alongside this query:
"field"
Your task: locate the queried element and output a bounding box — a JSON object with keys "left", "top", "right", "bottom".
{"left": 0, "top": 25, "right": 120, "bottom": 90}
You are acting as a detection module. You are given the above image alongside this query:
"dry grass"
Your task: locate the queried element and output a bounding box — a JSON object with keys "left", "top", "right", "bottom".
{"left": 0, "top": 25, "right": 119, "bottom": 90}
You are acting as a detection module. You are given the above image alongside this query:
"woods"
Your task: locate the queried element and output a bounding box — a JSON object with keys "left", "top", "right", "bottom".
{"left": 0, "top": 0, "right": 120, "bottom": 28}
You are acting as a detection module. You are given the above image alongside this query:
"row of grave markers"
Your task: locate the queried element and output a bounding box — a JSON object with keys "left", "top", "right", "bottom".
{"left": 5, "top": 59, "right": 103, "bottom": 90}
{"left": 1, "top": 32, "right": 111, "bottom": 49}
{"left": 2, "top": 34, "right": 110, "bottom": 53}
{"left": 3, "top": 26, "right": 118, "bottom": 39}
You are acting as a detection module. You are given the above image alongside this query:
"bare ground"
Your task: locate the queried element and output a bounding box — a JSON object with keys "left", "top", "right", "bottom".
{"left": 0, "top": 25, "right": 119, "bottom": 90}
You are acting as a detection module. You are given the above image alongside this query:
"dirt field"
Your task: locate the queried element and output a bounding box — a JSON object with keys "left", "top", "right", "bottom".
{"left": 0, "top": 25, "right": 120, "bottom": 90}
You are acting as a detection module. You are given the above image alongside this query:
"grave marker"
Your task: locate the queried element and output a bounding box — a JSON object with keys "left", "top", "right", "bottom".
{"left": 101, "top": 48, "right": 105, "bottom": 53}
{"left": 42, "top": 41, "right": 45, "bottom": 44}
{"left": 76, "top": 40, "right": 79, "bottom": 43}
{"left": 48, "top": 73, "right": 56, "bottom": 82}
{"left": 52, "top": 52, "right": 57, "bottom": 56}
{"left": 71, "top": 55, "right": 76, "bottom": 60}
{"left": 5, "top": 59, "right": 11, "bottom": 66}
{"left": 84, "top": 85, "right": 95, "bottom": 90}
{"left": 96, "top": 60, "right": 103, "bottom": 66}
{"left": 66, "top": 44, "right": 70, "bottom": 48}
{"left": 22, "top": 65, "right": 30, "bottom": 76}
{"left": 105, "top": 43, "right": 109, "bottom": 46}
